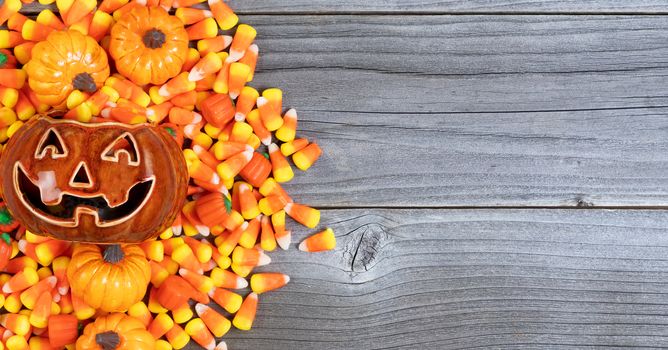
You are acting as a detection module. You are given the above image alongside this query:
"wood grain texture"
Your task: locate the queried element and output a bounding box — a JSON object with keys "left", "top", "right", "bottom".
{"left": 238, "top": 15, "right": 668, "bottom": 207}
{"left": 17, "top": 1, "right": 668, "bottom": 14}
{"left": 202, "top": 209, "right": 668, "bottom": 349}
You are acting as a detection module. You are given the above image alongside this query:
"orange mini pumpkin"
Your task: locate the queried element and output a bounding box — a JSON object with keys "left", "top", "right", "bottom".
{"left": 24, "top": 30, "right": 110, "bottom": 108}
{"left": 67, "top": 244, "right": 151, "bottom": 312}
{"left": 110, "top": 6, "right": 189, "bottom": 86}
{"left": 76, "top": 313, "right": 155, "bottom": 350}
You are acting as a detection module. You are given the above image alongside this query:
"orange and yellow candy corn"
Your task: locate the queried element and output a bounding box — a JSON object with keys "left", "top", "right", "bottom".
{"left": 209, "top": 268, "right": 247, "bottom": 290}
{"left": 250, "top": 272, "right": 290, "bottom": 294}
{"left": 198, "top": 35, "right": 232, "bottom": 56}
{"left": 232, "top": 246, "right": 270, "bottom": 267}
{"left": 195, "top": 303, "right": 231, "bottom": 337}
{"left": 208, "top": 0, "right": 237, "bottom": 30}
{"left": 185, "top": 318, "right": 216, "bottom": 350}
{"left": 285, "top": 202, "right": 320, "bottom": 229}
{"left": 269, "top": 143, "right": 294, "bottom": 183}
{"left": 209, "top": 287, "right": 242, "bottom": 314}
{"left": 229, "top": 24, "right": 256, "bottom": 62}
{"left": 233, "top": 292, "right": 258, "bottom": 331}
{"left": 300, "top": 228, "right": 337, "bottom": 252}
{"left": 294, "top": 142, "right": 323, "bottom": 171}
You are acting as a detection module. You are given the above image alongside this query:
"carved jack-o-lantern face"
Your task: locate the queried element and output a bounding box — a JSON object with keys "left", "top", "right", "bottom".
{"left": 0, "top": 117, "right": 188, "bottom": 243}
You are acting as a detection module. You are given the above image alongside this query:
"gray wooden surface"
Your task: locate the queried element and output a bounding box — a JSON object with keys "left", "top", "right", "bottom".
{"left": 240, "top": 209, "right": 668, "bottom": 349}
{"left": 17, "top": 1, "right": 668, "bottom": 348}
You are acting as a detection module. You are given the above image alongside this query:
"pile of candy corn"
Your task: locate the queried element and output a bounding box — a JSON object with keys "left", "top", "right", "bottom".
{"left": 0, "top": 0, "right": 338, "bottom": 348}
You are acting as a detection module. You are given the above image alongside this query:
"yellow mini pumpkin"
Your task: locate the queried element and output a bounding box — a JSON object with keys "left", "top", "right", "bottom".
{"left": 24, "top": 30, "right": 110, "bottom": 108}
{"left": 76, "top": 313, "right": 155, "bottom": 350}
{"left": 110, "top": 6, "right": 189, "bottom": 86}
{"left": 67, "top": 244, "right": 150, "bottom": 312}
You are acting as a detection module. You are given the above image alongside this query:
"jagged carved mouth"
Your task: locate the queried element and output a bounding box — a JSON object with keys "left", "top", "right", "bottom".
{"left": 14, "top": 163, "right": 155, "bottom": 227}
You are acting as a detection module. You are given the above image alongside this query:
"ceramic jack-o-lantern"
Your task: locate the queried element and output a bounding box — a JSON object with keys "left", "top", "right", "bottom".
{"left": 0, "top": 117, "right": 189, "bottom": 243}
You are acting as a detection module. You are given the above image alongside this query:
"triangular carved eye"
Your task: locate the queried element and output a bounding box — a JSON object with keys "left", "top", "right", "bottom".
{"left": 101, "top": 133, "right": 140, "bottom": 166}
{"left": 35, "top": 128, "right": 67, "bottom": 159}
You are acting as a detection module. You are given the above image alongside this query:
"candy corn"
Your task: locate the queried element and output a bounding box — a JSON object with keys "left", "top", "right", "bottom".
{"left": 36, "top": 10, "right": 65, "bottom": 30}
{"left": 185, "top": 318, "right": 215, "bottom": 350}
{"left": 285, "top": 202, "right": 320, "bottom": 229}
{"left": 239, "top": 44, "right": 259, "bottom": 81}
{"left": 21, "top": 19, "right": 54, "bottom": 42}
{"left": 238, "top": 216, "right": 261, "bottom": 249}
{"left": 233, "top": 292, "right": 258, "bottom": 331}
{"left": 209, "top": 268, "right": 247, "bottom": 290}
{"left": 179, "top": 268, "right": 214, "bottom": 294}
{"left": 6, "top": 334, "right": 28, "bottom": 350}
{"left": 208, "top": 0, "right": 237, "bottom": 30}
{"left": 172, "top": 302, "right": 194, "bottom": 324}
{"left": 0, "top": 0, "right": 21, "bottom": 26}
{"left": 198, "top": 35, "right": 232, "bottom": 56}
{"left": 128, "top": 301, "right": 153, "bottom": 327}
{"left": 7, "top": 13, "right": 26, "bottom": 31}
{"left": 0, "top": 313, "right": 30, "bottom": 336}
{"left": 3, "top": 267, "right": 38, "bottom": 293}
{"left": 171, "top": 244, "right": 203, "bottom": 274}
{"left": 19, "top": 276, "right": 56, "bottom": 309}
{"left": 217, "top": 221, "right": 249, "bottom": 257}
{"left": 217, "top": 148, "right": 253, "bottom": 180}
{"left": 276, "top": 108, "right": 298, "bottom": 142}
{"left": 64, "top": 0, "right": 96, "bottom": 25}
{"left": 88, "top": 10, "right": 113, "bottom": 41}
{"left": 195, "top": 303, "right": 231, "bottom": 337}
{"left": 260, "top": 215, "right": 278, "bottom": 251}
{"left": 175, "top": 7, "right": 212, "bottom": 25}
{"left": 155, "top": 339, "right": 172, "bottom": 350}
{"left": 98, "top": 0, "right": 128, "bottom": 13}
{"left": 232, "top": 246, "right": 270, "bottom": 267}
{"left": 149, "top": 313, "right": 175, "bottom": 339}
{"left": 186, "top": 18, "right": 218, "bottom": 41}
{"left": 257, "top": 97, "right": 283, "bottom": 131}
{"left": 272, "top": 210, "right": 291, "bottom": 250}
{"left": 300, "top": 228, "right": 337, "bottom": 252}
{"left": 159, "top": 72, "right": 196, "bottom": 99}
{"left": 228, "top": 62, "right": 251, "bottom": 99}
{"left": 294, "top": 142, "right": 323, "bottom": 171}
{"left": 281, "top": 138, "right": 309, "bottom": 156}
{"left": 229, "top": 24, "right": 257, "bottom": 62}
{"left": 251, "top": 273, "right": 290, "bottom": 294}
{"left": 166, "top": 324, "right": 190, "bottom": 350}
{"left": 0, "top": 69, "right": 25, "bottom": 89}
{"left": 238, "top": 183, "right": 260, "bottom": 219}
{"left": 269, "top": 143, "right": 294, "bottom": 183}
{"left": 189, "top": 52, "right": 223, "bottom": 82}
{"left": 34, "top": 239, "right": 69, "bottom": 266}
{"left": 235, "top": 86, "right": 259, "bottom": 121}
{"left": 259, "top": 195, "right": 289, "bottom": 216}
{"left": 28, "top": 292, "right": 51, "bottom": 328}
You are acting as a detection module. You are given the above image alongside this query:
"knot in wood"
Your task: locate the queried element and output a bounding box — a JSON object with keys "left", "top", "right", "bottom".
{"left": 345, "top": 224, "right": 387, "bottom": 272}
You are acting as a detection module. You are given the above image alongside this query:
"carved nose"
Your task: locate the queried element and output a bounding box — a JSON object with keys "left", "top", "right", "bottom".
{"left": 70, "top": 162, "right": 93, "bottom": 188}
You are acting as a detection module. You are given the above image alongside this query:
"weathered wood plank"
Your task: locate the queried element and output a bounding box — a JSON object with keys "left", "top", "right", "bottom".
{"left": 240, "top": 15, "right": 668, "bottom": 207}
{"left": 17, "top": 1, "right": 668, "bottom": 14}
{"left": 208, "top": 209, "right": 668, "bottom": 349}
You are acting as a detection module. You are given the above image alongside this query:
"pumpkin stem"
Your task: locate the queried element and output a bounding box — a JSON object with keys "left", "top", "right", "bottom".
{"left": 103, "top": 244, "right": 124, "bottom": 264}
{"left": 0, "top": 52, "right": 7, "bottom": 68}
{"left": 143, "top": 29, "right": 166, "bottom": 49}
{"left": 95, "top": 331, "right": 120, "bottom": 350}
{"left": 72, "top": 73, "right": 97, "bottom": 93}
